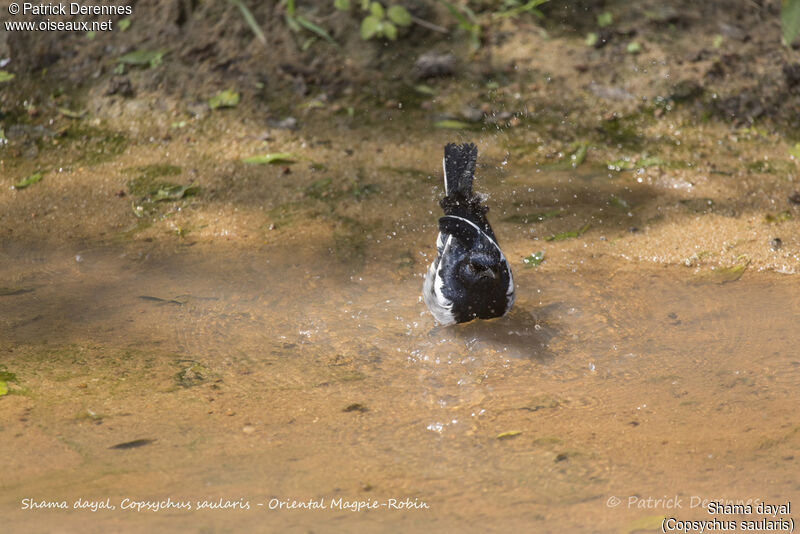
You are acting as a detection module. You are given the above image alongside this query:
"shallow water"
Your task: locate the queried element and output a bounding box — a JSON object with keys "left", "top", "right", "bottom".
{"left": 2, "top": 228, "right": 798, "bottom": 532}
{"left": 2, "top": 104, "right": 799, "bottom": 531}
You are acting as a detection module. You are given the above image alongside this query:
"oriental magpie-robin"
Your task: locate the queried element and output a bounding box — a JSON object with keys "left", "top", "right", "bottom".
{"left": 422, "top": 143, "right": 515, "bottom": 325}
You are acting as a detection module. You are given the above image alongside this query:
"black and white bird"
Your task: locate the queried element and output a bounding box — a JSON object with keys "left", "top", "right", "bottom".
{"left": 422, "top": 143, "right": 515, "bottom": 325}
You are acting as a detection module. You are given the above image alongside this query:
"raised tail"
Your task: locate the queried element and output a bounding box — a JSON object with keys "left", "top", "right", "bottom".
{"left": 443, "top": 143, "right": 477, "bottom": 196}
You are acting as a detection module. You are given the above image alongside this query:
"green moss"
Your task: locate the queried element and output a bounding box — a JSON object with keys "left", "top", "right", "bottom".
{"left": 174, "top": 361, "right": 216, "bottom": 388}
{"left": 746, "top": 159, "right": 794, "bottom": 174}
{"left": 332, "top": 216, "right": 368, "bottom": 264}
{"left": 391, "top": 83, "right": 432, "bottom": 110}
{"left": 125, "top": 164, "right": 183, "bottom": 196}
{"left": 596, "top": 115, "right": 643, "bottom": 148}
{"left": 305, "top": 177, "right": 333, "bottom": 199}
{"left": 115, "top": 219, "right": 153, "bottom": 240}
{"left": 521, "top": 394, "right": 563, "bottom": 411}
{"left": 126, "top": 163, "right": 182, "bottom": 180}
{"left": 503, "top": 209, "right": 563, "bottom": 224}
{"left": 546, "top": 223, "right": 591, "bottom": 241}
{"left": 765, "top": 210, "right": 792, "bottom": 223}
{"left": 350, "top": 181, "right": 378, "bottom": 199}
{"left": 61, "top": 124, "right": 128, "bottom": 166}
{"left": 679, "top": 198, "right": 714, "bottom": 213}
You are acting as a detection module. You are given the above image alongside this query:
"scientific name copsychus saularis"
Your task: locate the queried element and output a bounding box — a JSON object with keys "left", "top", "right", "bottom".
{"left": 20, "top": 496, "right": 430, "bottom": 513}
{"left": 14, "top": 3, "right": 132, "bottom": 15}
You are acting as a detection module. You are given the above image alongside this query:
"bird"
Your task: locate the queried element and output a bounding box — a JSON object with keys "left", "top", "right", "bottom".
{"left": 422, "top": 143, "right": 515, "bottom": 325}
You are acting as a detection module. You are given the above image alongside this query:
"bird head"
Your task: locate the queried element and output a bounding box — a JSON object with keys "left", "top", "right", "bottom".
{"left": 458, "top": 252, "right": 500, "bottom": 285}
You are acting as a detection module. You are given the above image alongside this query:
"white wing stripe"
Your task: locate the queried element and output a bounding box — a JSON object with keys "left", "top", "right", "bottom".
{"left": 442, "top": 157, "right": 448, "bottom": 195}
{"left": 440, "top": 215, "right": 507, "bottom": 261}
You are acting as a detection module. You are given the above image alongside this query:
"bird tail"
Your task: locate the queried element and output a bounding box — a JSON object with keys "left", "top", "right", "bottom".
{"left": 443, "top": 143, "right": 477, "bottom": 197}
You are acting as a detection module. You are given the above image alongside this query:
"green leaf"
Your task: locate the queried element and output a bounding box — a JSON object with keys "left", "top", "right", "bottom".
{"left": 789, "top": 142, "right": 800, "bottom": 160}
{"left": 296, "top": 16, "right": 339, "bottom": 47}
{"left": 435, "top": 0, "right": 481, "bottom": 49}
{"left": 523, "top": 251, "right": 544, "bottom": 267}
{"left": 413, "top": 84, "right": 436, "bottom": 96}
{"left": 118, "top": 18, "right": 131, "bottom": 31}
{"left": 387, "top": 5, "right": 411, "bottom": 26}
{"left": 370, "top": 1, "right": 384, "bottom": 18}
{"left": 0, "top": 71, "right": 13, "bottom": 83}
{"left": 626, "top": 41, "right": 642, "bottom": 54}
{"left": 86, "top": 31, "right": 96, "bottom": 40}
{"left": 546, "top": 223, "right": 591, "bottom": 241}
{"left": 711, "top": 261, "right": 748, "bottom": 284}
{"left": 230, "top": 0, "right": 267, "bottom": 45}
{"left": 285, "top": 14, "right": 301, "bottom": 32}
{"left": 496, "top": 430, "right": 522, "bottom": 440}
{"left": 0, "top": 381, "right": 7, "bottom": 397}
{"left": 458, "top": 2, "right": 479, "bottom": 24}
{"left": 437, "top": 0, "right": 469, "bottom": 26}
{"left": 607, "top": 157, "right": 634, "bottom": 171}
{"left": 151, "top": 184, "right": 199, "bottom": 202}
{"left": 433, "top": 120, "right": 475, "bottom": 130}
{"left": 301, "top": 36, "right": 317, "bottom": 51}
{"left": 764, "top": 210, "right": 792, "bottom": 223}
{"left": 637, "top": 155, "right": 665, "bottom": 168}
{"left": 539, "top": 142, "right": 587, "bottom": 170}
{"left": 610, "top": 195, "right": 630, "bottom": 210}
{"left": 468, "top": 26, "right": 481, "bottom": 51}
{"left": 596, "top": 11, "right": 613, "bottom": 28}
{"left": 58, "top": 107, "right": 86, "bottom": 119}
{"left": 585, "top": 32, "right": 598, "bottom": 46}
{"left": 361, "top": 15, "right": 382, "bottom": 39}
{"left": 782, "top": 0, "right": 800, "bottom": 46}
{"left": 242, "top": 152, "right": 298, "bottom": 165}
{"left": 570, "top": 142, "right": 588, "bottom": 167}
{"left": 208, "top": 90, "right": 240, "bottom": 110}
{"left": 14, "top": 172, "right": 43, "bottom": 190}
{"left": 495, "top": 0, "right": 548, "bottom": 19}
{"left": 334, "top": 0, "right": 350, "bottom": 10}
{"left": 383, "top": 20, "right": 397, "bottom": 40}
{"left": 118, "top": 50, "right": 165, "bottom": 68}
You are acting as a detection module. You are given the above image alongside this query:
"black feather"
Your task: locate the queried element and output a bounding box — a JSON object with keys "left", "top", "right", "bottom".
{"left": 423, "top": 143, "right": 515, "bottom": 325}
{"left": 438, "top": 216, "right": 479, "bottom": 248}
{"left": 443, "top": 143, "right": 478, "bottom": 196}
{"left": 440, "top": 143, "right": 495, "bottom": 242}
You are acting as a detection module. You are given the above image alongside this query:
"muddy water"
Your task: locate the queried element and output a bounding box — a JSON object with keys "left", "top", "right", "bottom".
{"left": 2, "top": 227, "right": 799, "bottom": 532}
{"left": 1, "top": 115, "right": 800, "bottom": 532}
